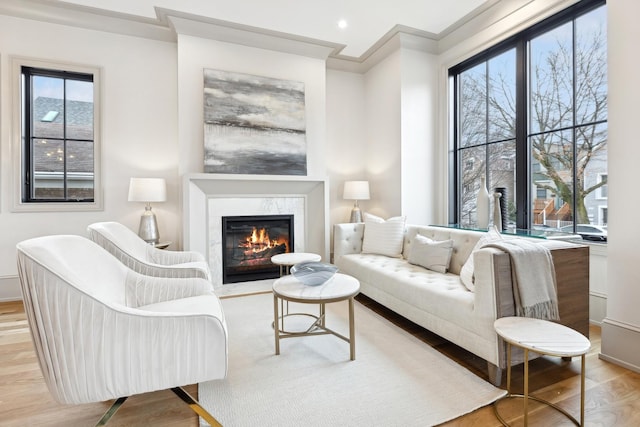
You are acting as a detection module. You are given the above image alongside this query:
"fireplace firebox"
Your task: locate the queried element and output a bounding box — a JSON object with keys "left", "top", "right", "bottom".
{"left": 222, "top": 214, "right": 294, "bottom": 284}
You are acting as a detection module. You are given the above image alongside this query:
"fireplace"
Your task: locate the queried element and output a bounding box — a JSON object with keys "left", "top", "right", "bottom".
{"left": 222, "top": 214, "right": 294, "bottom": 284}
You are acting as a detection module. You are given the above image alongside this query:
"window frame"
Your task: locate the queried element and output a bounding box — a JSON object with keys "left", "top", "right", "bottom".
{"left": 448, "top": 0, "right": 606, "bottom": 232}
{"left": 12, "top": 57, "right": 103, "bottom": 212}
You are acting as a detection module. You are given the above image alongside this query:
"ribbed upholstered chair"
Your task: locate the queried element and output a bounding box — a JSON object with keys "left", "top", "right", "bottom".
{"left": 16, "top": 235, "right": 227, "bottom": 426}
{"left": 87, "top": 221, "right": 212, "bottom": 281}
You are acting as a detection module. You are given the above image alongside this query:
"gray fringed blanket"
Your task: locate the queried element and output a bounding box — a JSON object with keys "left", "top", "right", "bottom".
{"left": 484, "top": 239, "right": 560, "bottom": 320}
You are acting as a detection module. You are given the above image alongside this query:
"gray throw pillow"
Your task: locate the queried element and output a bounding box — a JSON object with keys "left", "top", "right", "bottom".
{"left": 408, "top": 234, "right": 454, "bottom": 274}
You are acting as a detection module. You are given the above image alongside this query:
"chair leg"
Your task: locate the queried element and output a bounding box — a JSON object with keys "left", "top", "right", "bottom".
{"left": 171, "top": 387, "right": 223, "bottom": 427}
{"left": 95, "top": 396, "right": 128, "bottom": 426}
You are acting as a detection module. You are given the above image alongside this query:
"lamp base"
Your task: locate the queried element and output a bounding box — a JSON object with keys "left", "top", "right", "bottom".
{"left": 138, "top": 206, "right": 159, "bottom": 244}
{"left": 350, "top": 206, "right": 363, "bottom": 223}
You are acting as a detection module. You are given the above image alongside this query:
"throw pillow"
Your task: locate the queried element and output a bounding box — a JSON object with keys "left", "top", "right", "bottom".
{"left": 408, "top": 234, "right": 454, "bottom": 274}
{"left": 361, "top": 213, "right": 406, "bottom": 258}
{"left": 459, "top": 226, "right": 503, "bottom": 292}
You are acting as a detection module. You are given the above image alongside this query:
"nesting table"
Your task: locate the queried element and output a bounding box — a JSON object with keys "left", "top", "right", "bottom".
{"left": 271, "top": 252, "right": 322, "bottom": 276}
{"left": 272, "top": 272, "right": 360, "bottom": 360}
{"left": 493, "top": 316, "right": 591, "bottom": 426}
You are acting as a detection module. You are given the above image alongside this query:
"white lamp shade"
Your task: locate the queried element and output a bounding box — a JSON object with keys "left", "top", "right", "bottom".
{"left": 128, "top": 178, "right": 167, "bottom": 203}
{"left": 343, "top": 181, "right": 370, "bottom": 200}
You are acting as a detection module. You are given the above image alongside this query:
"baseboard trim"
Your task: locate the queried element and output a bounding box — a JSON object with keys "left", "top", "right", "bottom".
{"left": 600, "top": 318, "right": 640, "bottom": 373}
{"left": 589, "top": 292, "right": 607, "bottom": 325}
{"left": 0, "top": 276, "right": 22, "bottom": 302}
{"left": 598, "top": 352, "right": 640, "bottom": 374}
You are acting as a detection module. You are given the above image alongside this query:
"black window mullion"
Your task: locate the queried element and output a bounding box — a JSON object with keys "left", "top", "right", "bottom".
{"left": 571, "top": 18, "right": 578, "bottom": 234}
{"left": 448, "top": 75, "right": 458, "bottom": 225}
{"left": 62, "top": 78, "right": 68, "bottom": 200}
{"left": 484, "top": 61, "right": 490, "bottom": 186}
{"left": 515, "top": 38, "right": 528, "bottom": 229}
{"left": 23, "top": 73, "right": 33, "bottom": 202}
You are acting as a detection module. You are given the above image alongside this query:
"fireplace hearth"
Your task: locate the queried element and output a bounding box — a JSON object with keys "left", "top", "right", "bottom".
{"left": 222, "top": 214, "right": 294, "bottom": 284}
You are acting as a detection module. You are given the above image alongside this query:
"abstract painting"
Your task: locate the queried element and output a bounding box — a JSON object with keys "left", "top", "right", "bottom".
{"left": 203, "top": 69, "right": 307, "bottom": 175}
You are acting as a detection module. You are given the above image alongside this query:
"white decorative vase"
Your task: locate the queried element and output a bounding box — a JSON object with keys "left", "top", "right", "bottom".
{"left": 492, "top": 192, "right": 503, "bottom": 232}
{"left": 476, "top": 177, "right": 490, "bottom": 229}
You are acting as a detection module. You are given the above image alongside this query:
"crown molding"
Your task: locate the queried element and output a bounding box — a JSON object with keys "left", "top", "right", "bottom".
{"left": 0, "top": 0, "right": 174, "bottom": 42}
{"left": 159, "top": 9, "right": 342, "bottom": 60}
{"left": 0, "top": 0, "right": 578, "bottom": 74}
{"left": 327, "top": 29, "right": 440, "bottom": 73}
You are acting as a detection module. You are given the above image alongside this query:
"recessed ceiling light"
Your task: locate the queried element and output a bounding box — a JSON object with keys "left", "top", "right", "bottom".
{"left": 337, "top": 19, "right": 348, "bottom": 30}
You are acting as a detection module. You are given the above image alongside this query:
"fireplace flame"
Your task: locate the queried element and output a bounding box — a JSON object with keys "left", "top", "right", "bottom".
{"left": 240, "top": 227, "right": 287, "bottom": 255}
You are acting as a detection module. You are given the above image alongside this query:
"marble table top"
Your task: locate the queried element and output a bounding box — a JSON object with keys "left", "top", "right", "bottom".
{"left": 271, "top": 252, "right": 322, "bottom": 266}
{"left": 273, "top": 273, "right": 360, "bottom": 301}
{"left": 494, "top": 316, "right": 591, "bottom": 357}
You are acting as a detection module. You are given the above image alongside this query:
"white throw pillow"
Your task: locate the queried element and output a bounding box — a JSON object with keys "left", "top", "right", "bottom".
{"left": 361, "top": 213, "right": 406, "bottom": 258}
{"left": 408, "top": 235, "right": 454, "bottom": 274}
{"left": 459, "top": 226, "right": 503, "bottom": 292}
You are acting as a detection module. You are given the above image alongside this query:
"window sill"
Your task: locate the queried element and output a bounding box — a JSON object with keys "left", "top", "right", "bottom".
{"left": 11, "top": 198, "right": 103, "bottom": 213}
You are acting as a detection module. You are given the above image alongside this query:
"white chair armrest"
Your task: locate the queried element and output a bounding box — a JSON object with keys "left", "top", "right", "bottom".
{"left": 124, "top": 271, "right": 214, "bottom": 308}
{"left": 148, "top": 246, "right": 206, "bottom": 265}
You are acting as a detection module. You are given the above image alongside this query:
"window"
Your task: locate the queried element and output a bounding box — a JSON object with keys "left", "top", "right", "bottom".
{"left": 596, "top": 173, "right": 608, "bottom": 199}
{"left": 450, "top": 0, "right": 607, "bottom": 237}
{"left": 13, "top": 58, "right": 102, "bottom": 211}
{"left": 599, "top": 206, "right": 608, "bottom": 226}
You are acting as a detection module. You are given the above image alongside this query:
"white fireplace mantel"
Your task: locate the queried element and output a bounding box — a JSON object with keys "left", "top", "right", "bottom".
{"left": 182, "top": 173, "right": 330, "bottom": 283}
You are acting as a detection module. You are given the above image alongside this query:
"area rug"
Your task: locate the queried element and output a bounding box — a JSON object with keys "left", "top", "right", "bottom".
{"left": 199, "top": 293, "right": 506, "bottom": 426}
{"left": 214, "top": 279, "right": 273, "bottom": 298}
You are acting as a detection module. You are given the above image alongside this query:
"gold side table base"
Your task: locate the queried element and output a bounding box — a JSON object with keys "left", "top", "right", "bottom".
{"left": 271, "top": 311, "right": 325, "bottom": 335}
{"left": 493, "top": 344, "right": 585, "bottom": 427}
{"left": 494, "top": 393, "right": 581, "bottom": 426}
{"left": 273, "top": 295, "right": 356, "bottom": 361}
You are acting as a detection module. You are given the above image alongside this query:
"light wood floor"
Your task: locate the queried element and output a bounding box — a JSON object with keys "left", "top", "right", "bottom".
{"left": 1, "top": 296, "right": 639, "bottom": 426}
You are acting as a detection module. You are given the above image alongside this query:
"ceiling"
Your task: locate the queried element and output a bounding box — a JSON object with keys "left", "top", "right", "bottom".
{"left": 50, "top": 0, "right": 491, "bottom": 58}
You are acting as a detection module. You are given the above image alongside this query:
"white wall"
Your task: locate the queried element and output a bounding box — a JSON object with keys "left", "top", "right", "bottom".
{"left": 600, "top": 0, "right": 640, "bottom": 372}
{"left": 364, "top": 50, "right": 402, "bottom": 218}
{"left": 326, "top": 69, "right": 367, "bottom": 227}
{"left": 0, "top": 15, "right": 178, "bottom": 300}
{"left": 175, "top": 34, "right": 327, "bottom": 178}
{"left": 345, "top": 46, "right": 439, "bottom": 225}
{"left": 0, "top": 12, "right": 334, "bottom": 301}
{"left": 400, "top": 48, "right": 438, "bottom": 225}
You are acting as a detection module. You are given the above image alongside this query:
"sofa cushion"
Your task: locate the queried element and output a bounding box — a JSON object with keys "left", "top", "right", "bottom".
{"left": 336, "top": 253, "right": 476, "bottom": 331}
{"left": 407, "top": 235, "right": 453, "bottom": 274}
{"left": 459, "top": 226, "right": 503, "bottom": 292}
{"left": 362, "top": 213, "right": 406, "bottom": 258}
{"left": 403, "top": 226, "right": 483, "bottom": 275}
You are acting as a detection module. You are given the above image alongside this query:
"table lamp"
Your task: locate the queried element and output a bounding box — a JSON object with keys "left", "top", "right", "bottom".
{"left": 128, "top": 177, "right": 167, "bottom": 244}
{"left": 343, "top": 180, "right": 370, "bottom": 223}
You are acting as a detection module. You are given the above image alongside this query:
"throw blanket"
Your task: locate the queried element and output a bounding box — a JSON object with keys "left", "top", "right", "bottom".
{"left": 484, "top": 239, "right": 560, "bottom": 320}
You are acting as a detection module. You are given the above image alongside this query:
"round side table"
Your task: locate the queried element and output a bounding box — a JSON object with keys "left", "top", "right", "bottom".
{"left": 493, "top": 317, "right": 591, "bottom": 426}
{"left": 271, "top": 252, "right": 321, "bottom": 276}
{"left": 273, "top": 273, "right": 360, "bottom": 360}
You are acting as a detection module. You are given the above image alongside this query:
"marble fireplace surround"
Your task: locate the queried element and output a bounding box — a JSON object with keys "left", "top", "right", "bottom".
{"left": 182, "top": 173, "right": 330, "bottom": 287}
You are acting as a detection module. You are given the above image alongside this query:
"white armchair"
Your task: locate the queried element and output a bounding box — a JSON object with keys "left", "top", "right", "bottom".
{"left": 87, "top": 221, "right": 212, "bottom": 281}
{"left": 16, "top": 235, "right": 227, "bottom": 426}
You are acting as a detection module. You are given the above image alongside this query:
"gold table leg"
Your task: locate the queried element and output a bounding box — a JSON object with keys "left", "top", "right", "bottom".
{"left": 524, "top": 348, "right": 529, "bottom": 427}
{"left": 349, "top": 296, "right": 356, "bottom": 361}
{"left": 506, "top": 342, "right": 512, "bottom": 393}
{"left": 273, "top": 293, "right": 280, "bottom": 355}
{"left": 493, "top": 342, "right": 583, "bottom": 426}
{"left": 581, "top": 354, "right": 585, "bottom": 426}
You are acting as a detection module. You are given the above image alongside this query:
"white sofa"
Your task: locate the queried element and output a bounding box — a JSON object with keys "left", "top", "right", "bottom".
{"left": 334, "top": 223, "right": 589, "bottom": 385}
